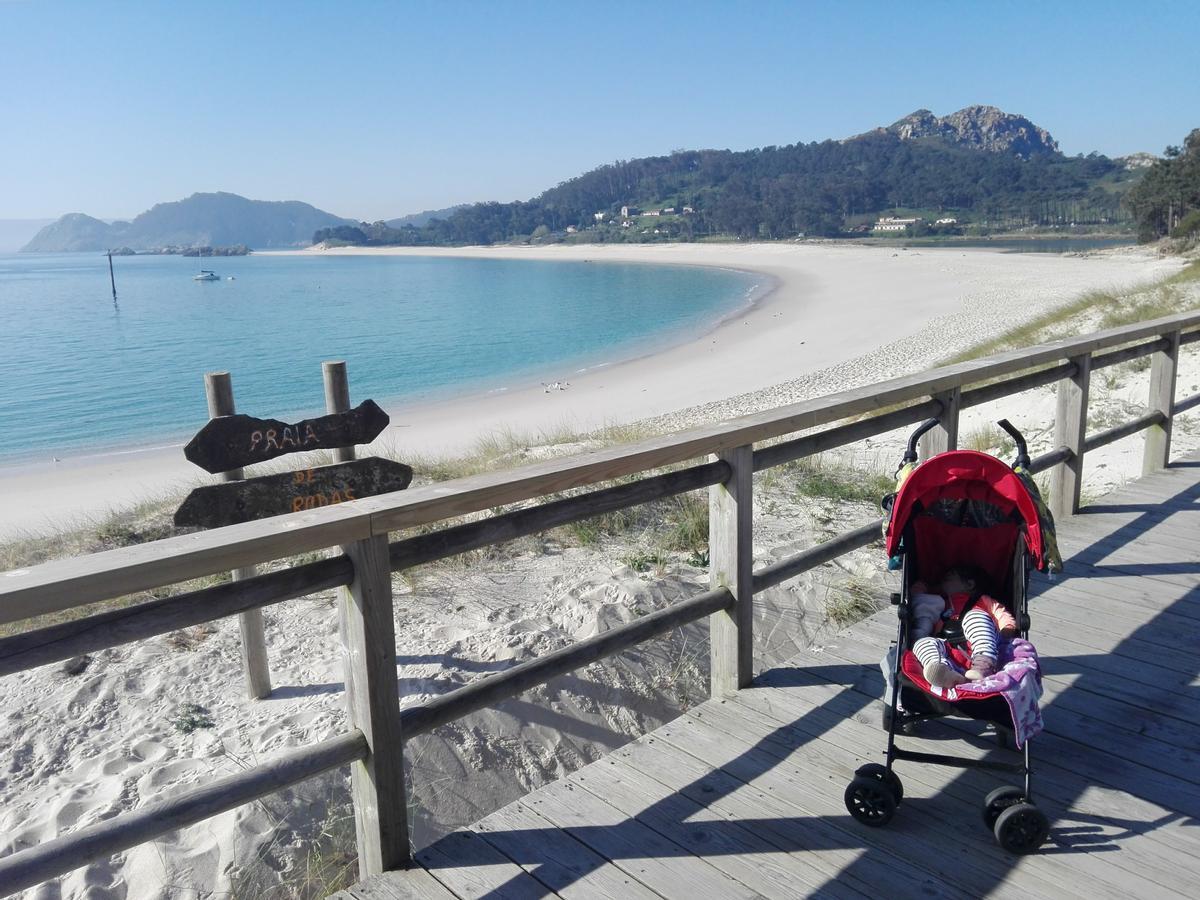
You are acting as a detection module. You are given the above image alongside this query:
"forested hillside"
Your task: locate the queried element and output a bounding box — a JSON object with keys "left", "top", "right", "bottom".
{"left": 317, "top": 108, "right": 1145, "bottom": 247}
{"left": 1125, "top": 129, "right": 1200, "bottom": 243}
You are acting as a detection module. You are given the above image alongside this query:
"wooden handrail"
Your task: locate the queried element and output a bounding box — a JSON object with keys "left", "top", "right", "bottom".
{"left": 2, "top": 309, "right": 1199, "bottom": 892}
{"left": 4, "top": 310, "right": 1199, "bottom": 618}
{"left": 0, "top": 731, "right": 367, "bottom": 897}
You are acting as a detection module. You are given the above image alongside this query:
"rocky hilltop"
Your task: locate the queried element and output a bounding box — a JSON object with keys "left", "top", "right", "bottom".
{"left": 22, "top": 192, "right": 353, "bottom": 252}
{"left": 877, "top": 105, "right": 1059, "bottom": 159}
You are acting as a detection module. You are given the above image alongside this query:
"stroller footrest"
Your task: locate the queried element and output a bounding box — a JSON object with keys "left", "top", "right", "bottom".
{"left": 892, "top": 747, "right": 1025, "bottom": 774}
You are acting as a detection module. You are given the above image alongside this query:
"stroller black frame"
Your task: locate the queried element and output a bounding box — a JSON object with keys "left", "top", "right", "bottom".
{"left": 843, "top": 418, "right": 1051, "bottom": 854}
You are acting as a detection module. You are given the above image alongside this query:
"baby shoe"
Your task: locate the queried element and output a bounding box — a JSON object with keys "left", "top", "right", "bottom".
{"left": 923, "top": 659, "right": 967, "bottom": 688}
{"left": 965, "top": 655, "right": 998, "bottom": 681}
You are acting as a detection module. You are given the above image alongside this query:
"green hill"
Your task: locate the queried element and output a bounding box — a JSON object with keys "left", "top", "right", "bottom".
{"left": 23, "top": 192, "right": 353, "bottom": 252}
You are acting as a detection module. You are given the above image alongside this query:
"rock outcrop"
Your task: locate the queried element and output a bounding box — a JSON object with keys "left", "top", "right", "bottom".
{"left": 879, "top": 105, "right": 1060, "bottom": 159}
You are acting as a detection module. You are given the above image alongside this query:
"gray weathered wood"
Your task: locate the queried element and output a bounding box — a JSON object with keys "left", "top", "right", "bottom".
{"left": 1174, "top": 390, "right": 1200, "bottom": 416}
{"left": 751, "top": 399, "right": 940, "bottom": 471}
{"left": 0, "top": 556, "right": 353, "bottom": 676}
{"left": 709, "top": 444, "right": 753, "bottom": 695}
{"left": 958, "top": 360, "right": 1076, "bottom": 410}
{"left": 1091, "top": 336, "right": 1169, "bottom": 371}
{"left": 341, "top": 533, "right": 409, "bottom": 876}
{"left": 5, "top": 315, "right": 1200, "bottom": 624}
{"left": 1050, "top": 353, "right": 1091, "bottom": 519}
{"left": 324, "top": 360, "right": 358, "bottom": 463}
{"left": 389, "top": 461, "right": 729, "bottom": 572}
{"left": 1143, "top": 329, "right": 1180, "bottom": 475}
{"left": 921, "top": 386, "right": 960, "bottom": 458}
{"left": 1083, "top": 409, "right": 1164, "bottom": 454}
{"left": 205, "top": 371, "right": 272, "bottom": 700}
{"left": 400, "top": 587, "right": 733, "bottom": 738}
{"left": 0, "top": 731, "right": 366, "bottom": 897}
{"left": 752, "top": 520, "right": 881, "bottom": 593}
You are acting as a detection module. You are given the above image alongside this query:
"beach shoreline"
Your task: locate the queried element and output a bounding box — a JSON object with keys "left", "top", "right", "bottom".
{"left": 0, "top": 241, "right": 1182, "bottom": 538}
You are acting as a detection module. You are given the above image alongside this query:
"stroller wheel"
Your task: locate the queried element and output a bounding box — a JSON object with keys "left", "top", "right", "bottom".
{"left": 845, "top": 775, "right": 898, "bottom": 827}
{"left": 981, "top": 785, "right": 1025, "bottom": 829}
{"left": 856, "top": 763, "right": 904, "bottom": 805}
{"left": 994, "top": 802, "right": 1049, "bottom": 854}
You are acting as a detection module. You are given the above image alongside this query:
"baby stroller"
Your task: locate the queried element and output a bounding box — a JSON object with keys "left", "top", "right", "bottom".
{"left": 842, "top": 417, "right": 1058, "bottom": 854}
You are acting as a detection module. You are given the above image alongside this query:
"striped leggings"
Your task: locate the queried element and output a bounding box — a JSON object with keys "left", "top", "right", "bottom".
{"left": 912, "top": 608, "right": 1000, "bottom": 669}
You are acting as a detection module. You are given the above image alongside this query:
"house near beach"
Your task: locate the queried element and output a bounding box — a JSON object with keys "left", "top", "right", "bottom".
{"left": 873, "top": 216, "right": 921, "bottom": 232}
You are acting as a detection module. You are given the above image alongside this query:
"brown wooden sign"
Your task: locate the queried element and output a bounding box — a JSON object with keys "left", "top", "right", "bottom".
{"left": 174, "top": 457, "right": 413, "bottom": 528}
{"left": 183, "top": 400, "right": 390, "bottom": 474}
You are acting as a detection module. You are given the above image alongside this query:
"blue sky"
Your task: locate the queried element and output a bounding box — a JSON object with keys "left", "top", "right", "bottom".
{"left": 2, "top": 0, "right": 1197, "bottom": 221}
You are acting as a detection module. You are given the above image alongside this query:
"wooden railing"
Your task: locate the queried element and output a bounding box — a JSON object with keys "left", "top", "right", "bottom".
{"left": 1, "top": 310, "right": 1199, "bottom": 893}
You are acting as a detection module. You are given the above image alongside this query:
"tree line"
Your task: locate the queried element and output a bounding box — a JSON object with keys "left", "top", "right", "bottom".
{"left": 317, "top": 132, "right": 1145, "bottom": 247}
{"left": 1125, "top": 128, "right": 1200, "bottom": 243}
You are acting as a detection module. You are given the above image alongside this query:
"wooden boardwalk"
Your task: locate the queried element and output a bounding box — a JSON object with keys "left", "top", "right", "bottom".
{"left": 337, "top": 456, "right": 1200, "bottom": 899}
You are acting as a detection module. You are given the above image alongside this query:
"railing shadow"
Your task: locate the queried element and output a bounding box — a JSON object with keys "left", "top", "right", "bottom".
{"left": 410, "top": 460, "right": 1200, "bottom": 897}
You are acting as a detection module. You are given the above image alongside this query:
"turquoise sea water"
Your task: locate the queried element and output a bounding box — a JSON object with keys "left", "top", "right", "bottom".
{"left": 0, "top": 253, "right": 759, "bottom": 462}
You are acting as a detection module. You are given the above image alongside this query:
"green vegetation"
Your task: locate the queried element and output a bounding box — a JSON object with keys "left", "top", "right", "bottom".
{"left": 172, "top": 702, "right": 215, "bottom": 734}
{"left": 1126, "top": 128, "right": 1200, "bottom": 244}
{"left": 313, "top": 110, "right": 1143, "bottom": 248}
{"left": 794, "top": 457, "right": 894, "bottom": 505}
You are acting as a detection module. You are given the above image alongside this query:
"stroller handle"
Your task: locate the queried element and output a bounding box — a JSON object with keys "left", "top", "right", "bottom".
{"left": 997, "top": 418, "right": 1031, "bottom": 468}
{"left": 903, "top": 417, "right": 941, "bottom": 463}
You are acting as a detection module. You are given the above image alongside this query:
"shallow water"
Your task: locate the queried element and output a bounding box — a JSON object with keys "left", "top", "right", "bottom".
{"left": 0, "top": 253, "right": 759, "bottom": 461}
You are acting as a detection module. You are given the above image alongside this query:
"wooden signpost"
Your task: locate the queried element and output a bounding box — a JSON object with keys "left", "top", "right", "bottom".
{"left": 174, "top": 458, "right": 412, "bottom": 528}
{"left": 179, "top": 363, "right": 408, "bottom": 702}
{"left": 183, "top": 399, "right": 390, "bottom": 474}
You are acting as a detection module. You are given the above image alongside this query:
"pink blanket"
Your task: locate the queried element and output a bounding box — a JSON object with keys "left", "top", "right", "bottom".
{"left": 900, "top": 638, "right": 1044, "bottom": 747}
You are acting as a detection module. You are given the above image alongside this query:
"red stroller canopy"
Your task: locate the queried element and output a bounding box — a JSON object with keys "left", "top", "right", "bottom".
{"left": 884, "top": 450, "right": 1045, "bottom": 571}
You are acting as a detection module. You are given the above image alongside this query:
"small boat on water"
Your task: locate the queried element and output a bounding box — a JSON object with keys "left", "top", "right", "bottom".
{"left": 192, "top": 245, "right": 219, "bottom": 281}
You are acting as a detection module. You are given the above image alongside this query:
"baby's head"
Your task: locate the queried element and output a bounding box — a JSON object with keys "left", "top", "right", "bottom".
{"left": 940, "top": 564, "right": 988, "bottom": 595}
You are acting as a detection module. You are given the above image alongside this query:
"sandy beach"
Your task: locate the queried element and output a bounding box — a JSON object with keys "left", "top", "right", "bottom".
{"left": 4, "top": 240, "right": 1199, "bottom": 898}
{"left": 0, "top": 242, "right": 1182, "bottom": 538}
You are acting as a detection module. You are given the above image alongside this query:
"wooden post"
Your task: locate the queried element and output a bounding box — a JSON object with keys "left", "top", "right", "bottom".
{"left": 340, "top": 533, "right": 409, "bottom": 875}
{"left": 1050, "top": 354, "right": 1091, "bottom": 519}
{"left": 322, "top": 360, "right": 357, "bottom": 463}
{"left": 1143, "top": 330, "right": 1180, "bottom": 475}
{"left": 920, "top": 387, "right": 961, "bottom": 459}
{"left": 204, "top": 372, "right": 272, "bottom": 700}
{"left": 709, "top": 444, "right": 753, "bottom": 697}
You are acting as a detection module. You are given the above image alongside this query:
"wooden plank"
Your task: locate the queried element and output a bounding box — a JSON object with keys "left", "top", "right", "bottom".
{"left": 566, "top": 748, "right": 867, "bottom": 899}
{"left": 400, "top": 588, "right": 731, "bottom": 738}
{"left": 803, "top": 621, "right": 1200, "bottom": 816}
{"left": 649, "top": 702, "right": 1076, "bottom": 899}
{"left": 710, "top": 444, "right": 753, "bottom": 695}
{"left": 6, "top": 321, "right": 1200, "bottom": 621}
{"left": 0, "top": 731, "right": 367, "bottom": 897}
{"left": 1050, "top": 353, "right": 1090, "bottom": 519}
{"left": 203, "top": 371, "right": 272, "bottom": 700}
{"left": 183, "top": 399, "right": 389, "bottom": 473}
{"left": 519, "top": 777, "right": 762, "bottom": 899}
{"left": 747, "top": 659, "right": 1200, "bottom": 876}
{"left": 608, "top": 731, "right": 950, "bottom": 900}
{"left": 416, "top": 830, "right": 554, "bottom": 899}
{"left": 341, "top": 534, "right": 409, "bottom": 876}
{"left": 174, "top": 458, "right": 413, "bottom": 528}
{"left": 332, "top": 866, "right": 460, "bottom": 899}
{"left": 1144, "top": 329, "right": 1180, "bottom": 474}
{"left": 0, "top": 555, "right": 353, "bottom": 677}
{"left": 0, "top": 503, "right": 368, "bottom": 626}
{"left": 921, "top": 387, "right": 960, "bottom": 458}
{"left": 688, "top": 696, "right": 1137, "bottom": 899}
{"left": 324, "top": 360, "right": 359, "bottom": 464}
{"left": 733, "top": 673, "right": 1200, "bottom": 893}
{"left": 471, "top": 801, "right": 663, "bottom": 899}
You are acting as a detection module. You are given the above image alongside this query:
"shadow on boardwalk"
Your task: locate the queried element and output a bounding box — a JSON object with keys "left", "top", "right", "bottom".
{"left": 354, "top": 460, "right": 1200, "bottom": 899}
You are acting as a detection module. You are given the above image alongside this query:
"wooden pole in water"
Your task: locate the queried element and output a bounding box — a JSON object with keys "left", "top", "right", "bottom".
{"left": 204, "top": 371, "right": 272, "bottom": 699}
{"left": 107, "top": 250, "right": 117, "bottom": 301}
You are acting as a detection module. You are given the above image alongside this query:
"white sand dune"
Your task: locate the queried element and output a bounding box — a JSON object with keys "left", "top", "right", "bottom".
{"left": 1, "top": 242, "right": 1197, "bottom": 898}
